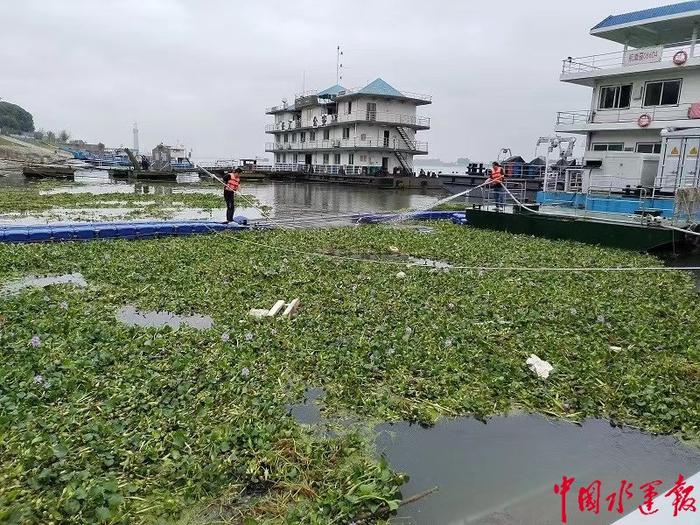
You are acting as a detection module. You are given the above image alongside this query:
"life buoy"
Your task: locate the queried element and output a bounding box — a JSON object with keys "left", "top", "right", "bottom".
{"left": 638, "top": 114, "right": 652, "bottom": 128}
{"left": 673, "top": 50, "right": 688, "bottom": 65}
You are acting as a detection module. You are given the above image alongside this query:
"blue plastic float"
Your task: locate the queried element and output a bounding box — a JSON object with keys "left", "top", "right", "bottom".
{"left": 0, "top": 219, "right": 248, "bottom": 243}
{"left": 0, "top": 213, "right": 467, "bottom": 244}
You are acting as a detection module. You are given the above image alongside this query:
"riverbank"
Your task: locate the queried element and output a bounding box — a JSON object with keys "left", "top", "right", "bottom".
{"left": 1, "top": 223, "right": 698, "bottom": 523}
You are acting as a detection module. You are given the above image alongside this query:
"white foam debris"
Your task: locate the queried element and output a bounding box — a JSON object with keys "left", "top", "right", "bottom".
{"left": 396, "top": 271, "right": 406, "bottom": 279}
{"left": 526, "top": 354, "right": 554, "bottom": 379}
{"left": 609, "top": 345, "right": 623, "bottom": 352}
{"left": 389, "top": 246, "right": 400, "bottom": 254}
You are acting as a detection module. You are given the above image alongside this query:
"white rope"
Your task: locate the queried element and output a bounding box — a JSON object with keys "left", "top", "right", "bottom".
{"left": 371, "top": 180, "right": 491, "bottom": 224}
{"left": 224, "top": 235, "right": 700, "bottom": 273}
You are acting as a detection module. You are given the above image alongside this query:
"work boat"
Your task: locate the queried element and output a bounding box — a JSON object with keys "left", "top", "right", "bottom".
{"left": 465, "top": 2, "right": 700, "bottom": 252}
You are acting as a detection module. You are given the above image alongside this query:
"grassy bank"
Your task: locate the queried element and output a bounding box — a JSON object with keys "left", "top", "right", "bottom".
{"left": 1, "top": 223, "right": 698, "bottom": 523}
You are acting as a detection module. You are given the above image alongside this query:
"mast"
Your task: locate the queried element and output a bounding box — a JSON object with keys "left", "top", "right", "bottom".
{"left": 336, "top": 46, "right": 343, "bottom": 84}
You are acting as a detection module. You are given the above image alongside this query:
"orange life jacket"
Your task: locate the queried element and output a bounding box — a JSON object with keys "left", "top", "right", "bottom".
{"left": 491, "top": 167, "right": 504, "bottom": 184}
{"left": 225, "top": 175, "right": 240, "bottom": 192}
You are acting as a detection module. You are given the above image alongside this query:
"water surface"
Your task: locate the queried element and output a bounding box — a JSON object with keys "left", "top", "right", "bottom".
{"left": 2, "top": 272, "right": 87, "bottom": 295}
{"left": 116, "top": 305, "right": 213, "bottom": 330}
{"left": 378, "top": 415, "right": 700, "bottom": 525}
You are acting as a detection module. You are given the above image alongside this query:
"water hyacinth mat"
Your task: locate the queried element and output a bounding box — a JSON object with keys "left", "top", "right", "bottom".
{"left": 0, "top": 222, "right": 698, "bottom": 523}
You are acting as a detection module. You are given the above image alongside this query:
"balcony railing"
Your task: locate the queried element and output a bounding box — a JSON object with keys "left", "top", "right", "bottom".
{"left": 562, "top": 41, "right": 695, "bottom": 74}
{"left": 265, "top": 112, "right": 430, "bottom": 132}
{"left": 265, "top": 138, "right": 429, "bottom": 153}
{"left": 556, "top": 103, "right": 700, "bottom": 126}
{"left": 267, "top": 163, "right": 407, "bottom": 176}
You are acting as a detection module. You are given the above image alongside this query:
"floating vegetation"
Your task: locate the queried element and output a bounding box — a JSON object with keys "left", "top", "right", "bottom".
{"left": 0, "top": 222, "right": 698, "bottom": 523}
{"left": 0, "top": 185, "right": 261, "bottom": 214}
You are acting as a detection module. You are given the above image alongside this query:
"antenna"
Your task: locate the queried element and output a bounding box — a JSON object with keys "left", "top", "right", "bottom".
{"left": 336, "top": 45, "right": 344, "bottom": 84}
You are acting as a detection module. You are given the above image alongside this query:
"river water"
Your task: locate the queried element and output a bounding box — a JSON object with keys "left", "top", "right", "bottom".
{"left": 0, "top": 169, "right": 445, "bottom": 224}
{"left": 287, "top": 388, "right": 700, "bottom": 525}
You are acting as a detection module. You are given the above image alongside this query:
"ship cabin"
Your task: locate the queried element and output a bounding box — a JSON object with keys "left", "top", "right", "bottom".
{"left": 265, "top": 78, "right": 431, "bottom": 176}
{"left": 555, "top": 1, "right": 700, "bottom": 197}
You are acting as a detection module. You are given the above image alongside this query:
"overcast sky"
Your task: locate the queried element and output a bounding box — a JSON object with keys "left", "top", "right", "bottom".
{"left": 0, "top": 0, "right": 666, "bottom": 162}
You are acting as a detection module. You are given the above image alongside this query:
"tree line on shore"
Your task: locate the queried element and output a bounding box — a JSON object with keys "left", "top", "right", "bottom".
{"left": 0, "top": 100, "right": 76, "bottom": 146}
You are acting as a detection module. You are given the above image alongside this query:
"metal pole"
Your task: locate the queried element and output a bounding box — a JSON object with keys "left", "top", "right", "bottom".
{"left": 691, "top": 25, "right": 698, "bottom": 57}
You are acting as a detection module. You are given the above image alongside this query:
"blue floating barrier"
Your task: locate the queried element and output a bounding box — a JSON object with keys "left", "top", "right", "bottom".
{"left": 74, "top": 226, "right": 97, "bottom": 240}
{"left": 2, "top": 219, "right": 248, "bottom": 244}
{"left": 132, "top": 224, "right": 158, "bottom": 238}
{"left": 174, "top": 222, "right": 198, "bottom": 235}
{"left": 96, "top": 225, "right": 121, "bottom": 239}
{"left": 28, "top": 227, "right": 54, "bottom": 242}
{"left": 4, "top": 228, "right": 29, "bottom": 243}
{"left": 50, "top": 226, "right": 77, "bottom": 241}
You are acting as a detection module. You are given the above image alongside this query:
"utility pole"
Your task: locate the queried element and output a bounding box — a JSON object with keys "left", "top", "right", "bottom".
{"left": 132, "top": 122, "right": 139, "bottom": 155}
{"left": 336, "top": 46, "right": 343, "bottom": 84}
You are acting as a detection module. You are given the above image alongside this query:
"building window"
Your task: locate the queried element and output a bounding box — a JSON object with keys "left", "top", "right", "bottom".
{"left": 334, "top": 153, "right": 341, "bottom": 164}
{"left": 323, "top": 129, "right": 330, "bottom": 140}
{"left": 323, "top": 153, "right": 329, "bottom": 164}
{"left": 310, "top": 131, "right": 316, "bottom": 141}
{"left": 282, "top": 153, "right": 287, "bottom": 163}
{"left": 348, "top": 101, "right": 352, "bottom": 114}
{"left": 283, "top": 134, "right": 289, "bottom": 143}
{"left": 644, "top": 79, "right": 681, "bottom": 107}
{"left": 360, "top": 154, "right": 368, "bottom": 162}
{"left": 342, "top": 127, "right": 350, "bottom": 139}
{"left": 636, "top": 142, "right": 662, "bottom": 154}
{"left": 360, "top": 133, "right": 367, "bottom": 141}
{"left": 592, "top": 143, "right": 624, "bottom": 152}
{"left": 300, "top": 132, "right": 305, "bottom": 143}
{"left": 291, "top": 133, "right": 296, "bottom": 143}
{"left": 293, "top": 153, "right": 298, "bottom": 163}
{"left": 598, "top": 85, "right": 632, "bottom": 110}
{"left": 348, "top": 153, "right": 354, "bottom": 165}
{"left": 275, "top": 154, "right": 281, "bottom": 162}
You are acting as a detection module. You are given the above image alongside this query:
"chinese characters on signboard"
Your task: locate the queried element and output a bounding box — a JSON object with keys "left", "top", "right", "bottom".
{"left": 623, "top": 46, "right": 663, "bottom": 66}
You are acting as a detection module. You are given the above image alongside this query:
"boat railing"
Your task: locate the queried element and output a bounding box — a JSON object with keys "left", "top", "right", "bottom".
{"left": 268, "top": 163, "right": 398, "bottom": 176}
{"left": 543, "top": 168, "right": 585, "bottom": 193}
{"left": 266, "top": 112, "right": 430, "bottom": 132}
{"left": 557, "top": 104, "right": 698, "bottom": 126}
{"left": 562, "top": 40, "right": 696, "bottom": 74}
{"left": 266, "top": 139, "right": 428, "bottom": 153}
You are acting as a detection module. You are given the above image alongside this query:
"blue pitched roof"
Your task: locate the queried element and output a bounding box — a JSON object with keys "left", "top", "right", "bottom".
{"left": 356, "top": 78, "right": 404, "bottom": 97}
{"left": 592, "top": 1, "right": 700, "bottom": 30}
{"left": 317, "top": 84, "right": 346, "bottom": 97}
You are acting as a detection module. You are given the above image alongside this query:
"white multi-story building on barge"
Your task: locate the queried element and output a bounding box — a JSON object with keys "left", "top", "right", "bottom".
{"left": 265, "top": 78, "right": 431, "bottom": 175}
{"left": 556, "top": 1, "right": 700, "bottom": 192}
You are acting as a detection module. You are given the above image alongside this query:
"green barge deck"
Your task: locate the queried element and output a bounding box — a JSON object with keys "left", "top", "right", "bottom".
{"left": 463, "top": 208, "right": 682, "bottom": 252}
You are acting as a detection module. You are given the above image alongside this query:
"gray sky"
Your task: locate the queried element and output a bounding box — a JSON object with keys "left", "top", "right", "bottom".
{"left": 0, "top": 0, "right": 665, "bottom": 162}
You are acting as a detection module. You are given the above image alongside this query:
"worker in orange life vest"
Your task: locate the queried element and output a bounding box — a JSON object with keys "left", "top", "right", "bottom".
{"left": 222, "top": 168, "right": 241, "bottom": 223}
{"left": 488, "top": 161, "right": 506, "bottom": 209}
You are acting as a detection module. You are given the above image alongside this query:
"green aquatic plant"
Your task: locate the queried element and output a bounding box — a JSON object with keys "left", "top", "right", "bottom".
{"left": 0, "top": 223, "right": 698, "bottom": 523}
{"left": 0, "top": 185, "right": 261, "bottom": 214}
